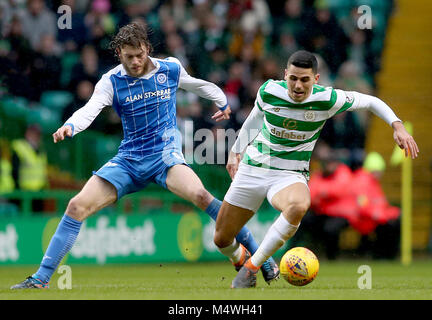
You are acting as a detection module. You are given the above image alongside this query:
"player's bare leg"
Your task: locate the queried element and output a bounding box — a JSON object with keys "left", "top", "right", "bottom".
{"left": 214, "top": 201, "right": 255, "bottom": 248}
{"left": 66, "top": 175, "right": 118, "bottom": 221}
{"left": 271, "top": 182, "right": 310, "bottom": 225}
{"left": 165, "top": 164, "right": 214, "bottom": 210}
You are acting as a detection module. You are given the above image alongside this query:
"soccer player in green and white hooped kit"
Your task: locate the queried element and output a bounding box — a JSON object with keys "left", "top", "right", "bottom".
{"left": 213, "top": 50, "right": 419, "bottom": 288}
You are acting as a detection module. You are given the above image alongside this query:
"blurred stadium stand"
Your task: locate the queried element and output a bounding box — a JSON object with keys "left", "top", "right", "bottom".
{"left": 0, "top": 0, "right": 430, "bottom": 256}
{"left": 366, "top": 0, "right": 432, "bottom": 251}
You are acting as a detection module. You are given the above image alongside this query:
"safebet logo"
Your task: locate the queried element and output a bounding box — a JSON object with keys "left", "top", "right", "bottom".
{"left": 70, "top": 216, "right": 156, "bottom": 264}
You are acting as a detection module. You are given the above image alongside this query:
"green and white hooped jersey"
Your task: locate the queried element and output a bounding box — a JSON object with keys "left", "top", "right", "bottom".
{"left": 243, "top": 79, "right": 356, "bottom": 177}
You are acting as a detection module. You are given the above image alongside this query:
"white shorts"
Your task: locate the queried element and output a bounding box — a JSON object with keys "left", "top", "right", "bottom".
{"left": 224, "top": 163, "right": 309, "bottom": 213}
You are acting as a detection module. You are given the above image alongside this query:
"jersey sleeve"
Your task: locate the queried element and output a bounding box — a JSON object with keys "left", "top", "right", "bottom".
{"left": 327, "top": 89, "right": 401, "bottom": 126}
{"left": 166, "top": 57, "right": 228, "bottom": 110}
{"left": 231, "top": 99, "right": 265, "bottom": 154}
{"left": 64, "top": 73, "right": 114, "bottom": 136}
{"left": 326, "top": 89, "right": 356, "bottom": 117}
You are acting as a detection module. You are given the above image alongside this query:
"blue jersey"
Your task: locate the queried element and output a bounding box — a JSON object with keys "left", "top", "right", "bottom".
{"left": 110, "top": 58, "right": 180, "bottom": 157}
{"left": 65, "top": 57, "right": 228, "bottom": 159}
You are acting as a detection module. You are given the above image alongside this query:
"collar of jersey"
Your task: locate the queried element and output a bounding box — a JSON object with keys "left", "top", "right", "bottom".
{"left": 120, "top": 56, "right": 160, "bottom": 79}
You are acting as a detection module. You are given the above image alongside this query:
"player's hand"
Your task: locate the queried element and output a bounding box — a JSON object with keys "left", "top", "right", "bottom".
{"left": 392, "top": 121, "right": 419, "bottom": 159}
{"left": 52, "top": 125, "right": 73, "bottom": 143}
{"left": 226, "top": 151, "right": 241, "bottom": 180}
{"left": 211, "top": 105, "right": 231, "bottom": 122}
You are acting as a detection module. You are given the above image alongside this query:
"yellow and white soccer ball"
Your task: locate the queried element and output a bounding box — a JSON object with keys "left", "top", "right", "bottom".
{"left": 280, "top": 247, "right": 319, "bottom": 286}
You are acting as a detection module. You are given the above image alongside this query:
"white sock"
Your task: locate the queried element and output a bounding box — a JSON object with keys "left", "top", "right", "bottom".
{"left": 218, "top": 239, "right": 243, "bottom": 264}
{"left": 251, "top": 213, "right": 299, "bottom": 267}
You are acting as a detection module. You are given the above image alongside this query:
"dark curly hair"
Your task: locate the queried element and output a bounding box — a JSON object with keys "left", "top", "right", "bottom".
{"left": 109, "top": 23, "right": 153, "bottom": 59}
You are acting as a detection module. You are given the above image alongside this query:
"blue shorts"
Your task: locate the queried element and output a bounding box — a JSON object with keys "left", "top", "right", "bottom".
{"left": 94, "top": 148, "right": 187, "bottom": 199}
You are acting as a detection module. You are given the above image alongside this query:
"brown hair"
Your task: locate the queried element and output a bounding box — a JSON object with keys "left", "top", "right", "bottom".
{"left": 109, "top": 23, "right": 153, "bottom": 59}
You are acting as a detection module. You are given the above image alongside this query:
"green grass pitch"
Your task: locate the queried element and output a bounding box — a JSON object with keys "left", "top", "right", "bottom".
{"left": 1, "top": 260, "right": 432, "bottom": 300}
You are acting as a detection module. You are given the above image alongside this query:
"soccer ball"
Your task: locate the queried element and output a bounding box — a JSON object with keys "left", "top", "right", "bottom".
{"left": 279, "top": 247, "right": 319, "bottom": 286}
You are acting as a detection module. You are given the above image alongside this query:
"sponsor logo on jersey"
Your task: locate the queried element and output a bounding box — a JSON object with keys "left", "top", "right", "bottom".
{"left": 283, "top": 118, "right": 298, "bottom": 130}
{"left": 125, "top": 88, "right": 171, "bottom": 103}
{"left": 304, "top": 110, "right": 316, "bottom": 121}
{"left": 270, "top": 128, "right": 306, "bottom": 140}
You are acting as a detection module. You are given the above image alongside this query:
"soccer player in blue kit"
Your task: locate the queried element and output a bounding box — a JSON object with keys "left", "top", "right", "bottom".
{"left": 11, "top": 23, "right": 279, "bottom": 289}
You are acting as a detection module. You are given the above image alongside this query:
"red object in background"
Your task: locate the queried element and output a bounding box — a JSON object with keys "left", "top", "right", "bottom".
{"left": 309, "top": 164, "right": 400, "bottom": 235}
{"left": 350, "top": 168, "right": 400, "bottom": 234}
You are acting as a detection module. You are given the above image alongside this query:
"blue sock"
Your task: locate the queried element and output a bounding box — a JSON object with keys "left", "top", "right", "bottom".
{"left": 205, "top": 198, "right": 258, "bottom": 254}
{"left": 34, "top": 214, "right": 82, "bottom": 283}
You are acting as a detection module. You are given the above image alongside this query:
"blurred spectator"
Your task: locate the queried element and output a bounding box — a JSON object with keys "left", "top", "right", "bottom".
{"left": 333, "top": 60, "right": 373, "bottom": 127}
{"left": 256, "top": 57, "right": 282, "bottom": 82}
{"left": 314, "top": 53, "right": 332, "bottom": 87}
{"left": 85, "top": 0, "right": 117, "bottom": 71}
{"left": 334, "top": 60, "right": 373, "bottom": 94}
{"left": 11, "top": 124, "right": 48, "bottom": 212}
{"left": 320, "top": 111, "right": 366, "bottom": 170}
{"left": 223, "top": 62, "right": 248, "bottom": 113}
{"left": 0, "top": 144, "right": 15, "bottom": 193}
{"left": 306, "top": 142, "right": 352, "bottom": 259}
{"left": 159, "top": 0, "right": 197, "bottom": 37}
{"left": 228, "top": 0, "right": 272, "bottom": 35}
{"left": 1, "top": 14, "right": 35, "bottom": 99}
{"left": 30, "top": 34, "right": 62, "bottom": 100}
{"left": 192, "top": 11, "right": 229, "bottom": 77}
{"left": 206, "top": 46, "right": 230, "bottom": 86}
{"left": 273, "top": 0, "right": 304, "bottom": 46}
{"left": 165, "top": 31, "right": 189, "bottom": 68}
{"left": 4, "top": 14, "right": 33, "bottom": 70}
{"left": 362, "top": 151, "right": 386, "bottom": 180}
{"left": 116, "top": 0, "right": 158, "bottom": 29}
{"left": 340, "top": 7, "right": 377, "bottom": 79}
{"left": 298, "top": 1, "right": 349, "bottom": 75}
{"left": 228, "top": 1, "right": 271, "bottom": 63}
{"left": 11, "top": 124, "right": 48, "bottom": 191}
{"left": 20, "top": 0, "right": 58, "bottom": 51}
{"left": 69, "top": 44, "right": 100, "bottom": 90}
{"left": 62, "top": 79, "right": 122, "bottom": 134}
{"left": 74, "top": 0, "right": 92, "bottom": 13}
{"left": 62, "top": 79, "right": 94, "bottom": 123}
{"left": 274, "top": 28, "right": 299, "bottom": 67}
{"left": 304, "top": 143, "right": 400, "bottom": 259}
{"left": 1, "top": 0, "right": 25, "bottom": 36}
{"left": 320, "top": 61, "right": 368, "bottom": 170}
{"left": 353, "top": 152, "right": 400, "bottom": 259}
{"left": 57, "top": 0, "right": 89, "bottom": 52}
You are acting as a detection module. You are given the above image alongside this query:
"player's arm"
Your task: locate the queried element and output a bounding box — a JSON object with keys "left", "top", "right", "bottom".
{"left": 167, "top": 57, "right": 231, "bottom": 121}
{"left": 53, "top": 75, "right": 113, "bottom": 143}
{"left": 227, "top": 104, "right": 264, "bottom": 179}
{"left": 344, "top": 91, "right": 419, "bottom": 159}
